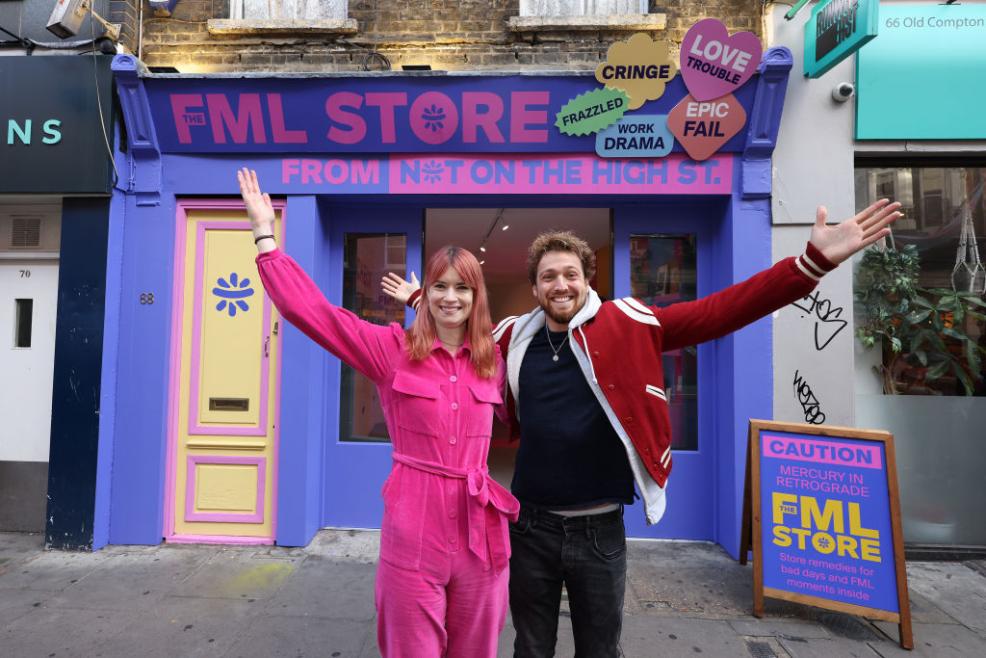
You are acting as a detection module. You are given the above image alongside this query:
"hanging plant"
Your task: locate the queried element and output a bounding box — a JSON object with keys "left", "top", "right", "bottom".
{"left": 854, "top": 244, "right": 986, "bottom": 395}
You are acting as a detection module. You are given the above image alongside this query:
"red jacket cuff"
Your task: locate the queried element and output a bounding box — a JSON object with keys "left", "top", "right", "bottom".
{"left": 796, "top": 242, "right": 837, "bottom": 282}
{"left": 408, "top": 288, "right": 423, "bottom": 311}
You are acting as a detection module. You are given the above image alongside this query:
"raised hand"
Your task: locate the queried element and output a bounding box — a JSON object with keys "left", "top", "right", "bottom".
{"left": 236, "top": 167, "right": 276, "bottom": 235}
{"left": 809, "top": 199, "right": 902, "bottom": 265}
{"left": 381, "top": 271, "right": 420, "bottom": 305}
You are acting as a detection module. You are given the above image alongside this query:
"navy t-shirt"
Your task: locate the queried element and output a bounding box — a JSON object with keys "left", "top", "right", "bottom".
{"left": 511, "top": 326, "right": 635, "bottom": 509}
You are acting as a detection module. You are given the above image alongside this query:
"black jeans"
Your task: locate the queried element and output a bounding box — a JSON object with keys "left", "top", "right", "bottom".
{"left": 509, "top": 505, "right": 626, "bottom": 658}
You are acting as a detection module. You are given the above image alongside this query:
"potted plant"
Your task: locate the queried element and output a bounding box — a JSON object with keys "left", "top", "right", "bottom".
{"left": 854, "top": 244, "right": 986, "bottom": 395}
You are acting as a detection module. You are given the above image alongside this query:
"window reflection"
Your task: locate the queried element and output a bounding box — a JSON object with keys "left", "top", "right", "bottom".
{"left": 630, "top": 234, "right": 698, "bottom": 450}
{"left": 340, "top": 234, "right": 407, "bottom": 442}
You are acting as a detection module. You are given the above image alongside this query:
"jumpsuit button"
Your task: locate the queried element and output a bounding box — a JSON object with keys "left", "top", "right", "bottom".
{"left": 593, "top": 351, "right": 600, "bottom": 357}
{"left": 450, "top": 375, "right": 458, "bottom": 382}
{"left": 449, "top": 536, "right": 457, "bottom": 544}
{"left": 625, "top": 416, "right": 633, "bottom": 423}
{"left": 449, "top": 509, "right": 457, "bottom": 519}
{"left": 450, "top": 436, "right": 457, "bottom": 445}
{"left": 607, "top": 384, "right": 616, "bottom": 391}
{"left": 451, "top": 402, "right": 459, "bottom": 410}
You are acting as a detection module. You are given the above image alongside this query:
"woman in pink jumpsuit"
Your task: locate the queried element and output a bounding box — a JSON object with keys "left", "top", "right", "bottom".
{"left": 238, "top": 169, "right": 519, "bottom": 658}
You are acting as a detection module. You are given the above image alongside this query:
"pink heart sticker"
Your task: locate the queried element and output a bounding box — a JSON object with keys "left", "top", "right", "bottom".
{"left": 666, "top": 93, "right": 747, "bottom": 162}
{"left": 680, "top": 18, "right": 762, "bottom": 102}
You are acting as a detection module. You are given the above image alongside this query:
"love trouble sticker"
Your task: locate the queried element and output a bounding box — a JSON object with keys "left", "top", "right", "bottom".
{"left": 595, "top": 32, "right": 677, "bottom": 111}
{"left": 666, "top": 93, "right": 747, "bottom": 161}
{"left": 680, "top": 18, "right": 762, "bottom": 102}
{"left": 555, "top": 87, "right": 629, "bottom": 137}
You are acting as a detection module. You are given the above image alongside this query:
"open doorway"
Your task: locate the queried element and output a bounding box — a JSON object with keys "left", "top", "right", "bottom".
{"left": 424, "top": 208, "right": 613, "bottom": 488}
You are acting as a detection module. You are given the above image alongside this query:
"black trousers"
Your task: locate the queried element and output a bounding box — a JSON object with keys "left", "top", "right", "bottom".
{"left": 508, "top": 505, "right": 626, "bottom": 658}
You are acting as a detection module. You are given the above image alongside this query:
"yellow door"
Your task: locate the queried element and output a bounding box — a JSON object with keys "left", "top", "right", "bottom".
{"left": 168, "top": 205, "right": 281, "bottom": 542}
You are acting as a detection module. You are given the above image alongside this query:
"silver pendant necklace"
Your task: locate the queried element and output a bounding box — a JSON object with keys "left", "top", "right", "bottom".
{"left": 545, "top": 325, "right": 568, "bottom": 362}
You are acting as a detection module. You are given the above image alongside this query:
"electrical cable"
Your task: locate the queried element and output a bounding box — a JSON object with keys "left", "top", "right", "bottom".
{"left": 89, "top": 14, "right": 121, "bottom": 184}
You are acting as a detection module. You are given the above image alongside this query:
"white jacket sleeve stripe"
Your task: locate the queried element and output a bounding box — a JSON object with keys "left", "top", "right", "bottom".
{"left": 614, "top": 299, "right": 661, "bottom": 326}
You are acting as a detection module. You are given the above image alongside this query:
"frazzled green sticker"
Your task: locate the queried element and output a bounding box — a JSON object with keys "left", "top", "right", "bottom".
{"left": 555, "top": 88, "right": 629, "bottom": 136}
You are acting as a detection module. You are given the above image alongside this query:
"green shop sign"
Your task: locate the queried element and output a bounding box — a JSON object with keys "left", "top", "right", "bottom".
{"left": 803, "top": 0, "right": 879, "bottom": 78}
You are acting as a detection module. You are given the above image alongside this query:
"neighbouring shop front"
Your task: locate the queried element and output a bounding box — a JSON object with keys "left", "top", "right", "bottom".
{"left": 0, "top": 56, "right": 115, "bottom": 547}
{"left": 852, "top": 3, "right": 986, "bottom": 551}
{"left": 101, "top": 40, "right": 796, "bottom": 557}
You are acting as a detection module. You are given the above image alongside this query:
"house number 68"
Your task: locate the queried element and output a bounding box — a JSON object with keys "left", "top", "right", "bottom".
{"left": 139, "top": 293, "right": 155, "bottom": 305}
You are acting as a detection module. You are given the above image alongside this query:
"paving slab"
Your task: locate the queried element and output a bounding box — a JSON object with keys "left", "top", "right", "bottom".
{"left": 0, "top": 532, "right": 43, "bottom": 574}
{"left": 619, "top": 615, "right": 751, "bottom": 657}
{"left": 727, "top": 617, "right": 833, "bottom": 641}
{"left": 92, "top": 596, "right": 257, "bottom": 658}
{"left": 904, "top": 562, "right": 986, "bottom": 634}
{"left": 169, "top": 547, "right": 301, "bottom": 601}
{"left": 0, "top": 550, "right": 102, "bottom": 592}
{"left": 223, "top": 614, "right": 372, "bottom": 658}
{"left": 778, "top": 636, "right": 883, "bottom": 658}
{"left": 42, "top": 545, "right": 215, "bottom": 611}
{"left": 1, "top": 602, "right": 132, "bottom": 657}
{"left": 265, "top": 557, "right": 377, "bottom": 621}
{"left": 626, "top": 541, "right": 753, "bottom": 619}
{"left": 868, "top": 621, "right": 986, "bottom": 658}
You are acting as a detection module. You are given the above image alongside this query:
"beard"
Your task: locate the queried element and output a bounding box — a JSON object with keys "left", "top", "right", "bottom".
{"left": 539, "top": 294, "right": 583, "bottom": 326}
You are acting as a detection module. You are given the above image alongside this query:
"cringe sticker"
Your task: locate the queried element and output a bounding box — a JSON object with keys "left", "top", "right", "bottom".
{"left": 680, "top": 19, "right": 762, "bottom": 102}
{"left": 595, "top": 32, "right": 677, "bottom": 110}
{"left": 666, "top": 93, "right": 747, "bottom": 161}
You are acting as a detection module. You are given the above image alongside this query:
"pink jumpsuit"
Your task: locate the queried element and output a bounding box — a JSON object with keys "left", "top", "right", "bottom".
{"left": 257, "top": 249, "right": 519, "bottom": 658}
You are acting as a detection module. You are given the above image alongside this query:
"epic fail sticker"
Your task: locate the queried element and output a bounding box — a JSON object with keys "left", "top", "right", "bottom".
{"left": 666, "top": 94, "right": 747, "bottom": 161}
{"left": 680, "top": 19, "right": 762, "bottom": 102}
{"left": 595, "top": 32, "right": 677, "bottom": 110}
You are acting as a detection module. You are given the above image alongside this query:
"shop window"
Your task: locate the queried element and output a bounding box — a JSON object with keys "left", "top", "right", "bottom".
{"left": 339, "top": 233, "right": 406, "bottom": 443}
{"left": 854, "top": 165, "right": 986, "bottom": 548}
{"left": 520, "top": 0, "right": 649, "bottom": 16}
{"left": 15, "top": 299, "right": 33, "bottom": 348}
{"left": 854, "top": 166, "right": 986, "bottom": 398}
{"left": 629, "top": 234, "right": 697, "bottom": 450}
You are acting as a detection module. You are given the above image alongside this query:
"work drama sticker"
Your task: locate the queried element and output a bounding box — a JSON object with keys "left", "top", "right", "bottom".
{"left": 595, "top": 32, "right": 677, "bottom": 110}
{"left": 680, "top": 18, "right": 762, "bottom": 102}
{"left": 595, "top": 115, "right": 674, "bottom": 159}
{"left": 555, "top": 88, "right": 629, "bottom": 136}
{"left": 666, "top": 94, "right": 746, "bottom": 161}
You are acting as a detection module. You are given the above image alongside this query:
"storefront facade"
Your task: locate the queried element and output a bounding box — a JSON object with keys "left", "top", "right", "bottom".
{"left": 768, "top": 1, "right": 986, "bottom": 552}
{"left": 0, "top": 56, "right": 116, "bottom": 546}
{"left": 99, "top": 48, "right": 795, "bottom": 557}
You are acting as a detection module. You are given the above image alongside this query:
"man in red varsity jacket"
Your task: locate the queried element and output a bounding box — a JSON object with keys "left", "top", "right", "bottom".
{"left": 384, "top": 200, "right": 900, "bottom": 658}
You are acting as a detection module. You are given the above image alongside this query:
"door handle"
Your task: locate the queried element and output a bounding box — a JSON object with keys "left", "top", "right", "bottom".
{"left": 264, "top": 336, "right": 270, "bottom": 358}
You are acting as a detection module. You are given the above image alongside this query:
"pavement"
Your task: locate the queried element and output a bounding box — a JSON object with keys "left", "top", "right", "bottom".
{"left": 1, "top": 530, "right": 985, "bottom": 658}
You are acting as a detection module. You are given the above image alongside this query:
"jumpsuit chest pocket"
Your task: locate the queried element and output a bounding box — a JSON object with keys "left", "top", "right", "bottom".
{"left": 464, "top": 381, "right": 503, "bottom": 438}
{"left": 392, "top": 369, "right": 441, "bottom": 436}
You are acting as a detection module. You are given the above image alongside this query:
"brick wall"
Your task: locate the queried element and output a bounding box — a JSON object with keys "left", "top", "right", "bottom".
{"left": 139, "top": 0, "right": 763, "bottom": 73}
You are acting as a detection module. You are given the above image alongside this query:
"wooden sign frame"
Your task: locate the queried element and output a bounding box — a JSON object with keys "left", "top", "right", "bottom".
{"left": 740, "top": 420, "right": 913, "bottom": 650}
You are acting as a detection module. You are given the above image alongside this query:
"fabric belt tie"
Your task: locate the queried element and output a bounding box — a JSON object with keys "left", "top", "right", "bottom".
{"left": 392, "top": 452, "right": 520, "bottom": 573}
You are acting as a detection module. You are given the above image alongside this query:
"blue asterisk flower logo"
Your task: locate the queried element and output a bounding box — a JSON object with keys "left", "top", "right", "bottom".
{"left": 213, "top": 272, "right": 254, "bottom": 317}
{"left": 423, "top": 160, "right": 445, "bottom": 183}
{"left": 421, "top": 104, "right": 446, "bottom": 132}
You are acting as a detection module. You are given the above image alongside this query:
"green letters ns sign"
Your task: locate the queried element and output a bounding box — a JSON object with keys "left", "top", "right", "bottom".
{"left": 804, "top": 0, "right": 879, "bottom": 78}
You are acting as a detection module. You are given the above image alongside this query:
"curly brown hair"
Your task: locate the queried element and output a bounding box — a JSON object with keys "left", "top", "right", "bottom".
{"left": 526, "top": 230, "right": 596, "bottom": 284}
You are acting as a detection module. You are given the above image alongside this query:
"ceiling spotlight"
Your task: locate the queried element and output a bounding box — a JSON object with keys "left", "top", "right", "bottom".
{"left": 501, "top": 225, "right": 509, "bottom": 231}
{"left": 479, "top": 246, "right": 486, "bottom": 253}
{"left": 479, "top": 260, "right": 485, "bottom": 265}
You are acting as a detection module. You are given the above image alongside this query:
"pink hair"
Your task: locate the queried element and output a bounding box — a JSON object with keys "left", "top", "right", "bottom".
{"left": 405, "top": 246, "right": 496, "bottom": 379}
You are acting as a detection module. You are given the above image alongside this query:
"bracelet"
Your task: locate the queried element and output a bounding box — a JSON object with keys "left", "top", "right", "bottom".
{"left": 254, "top": 234, "right": 275, "bottom": 245}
